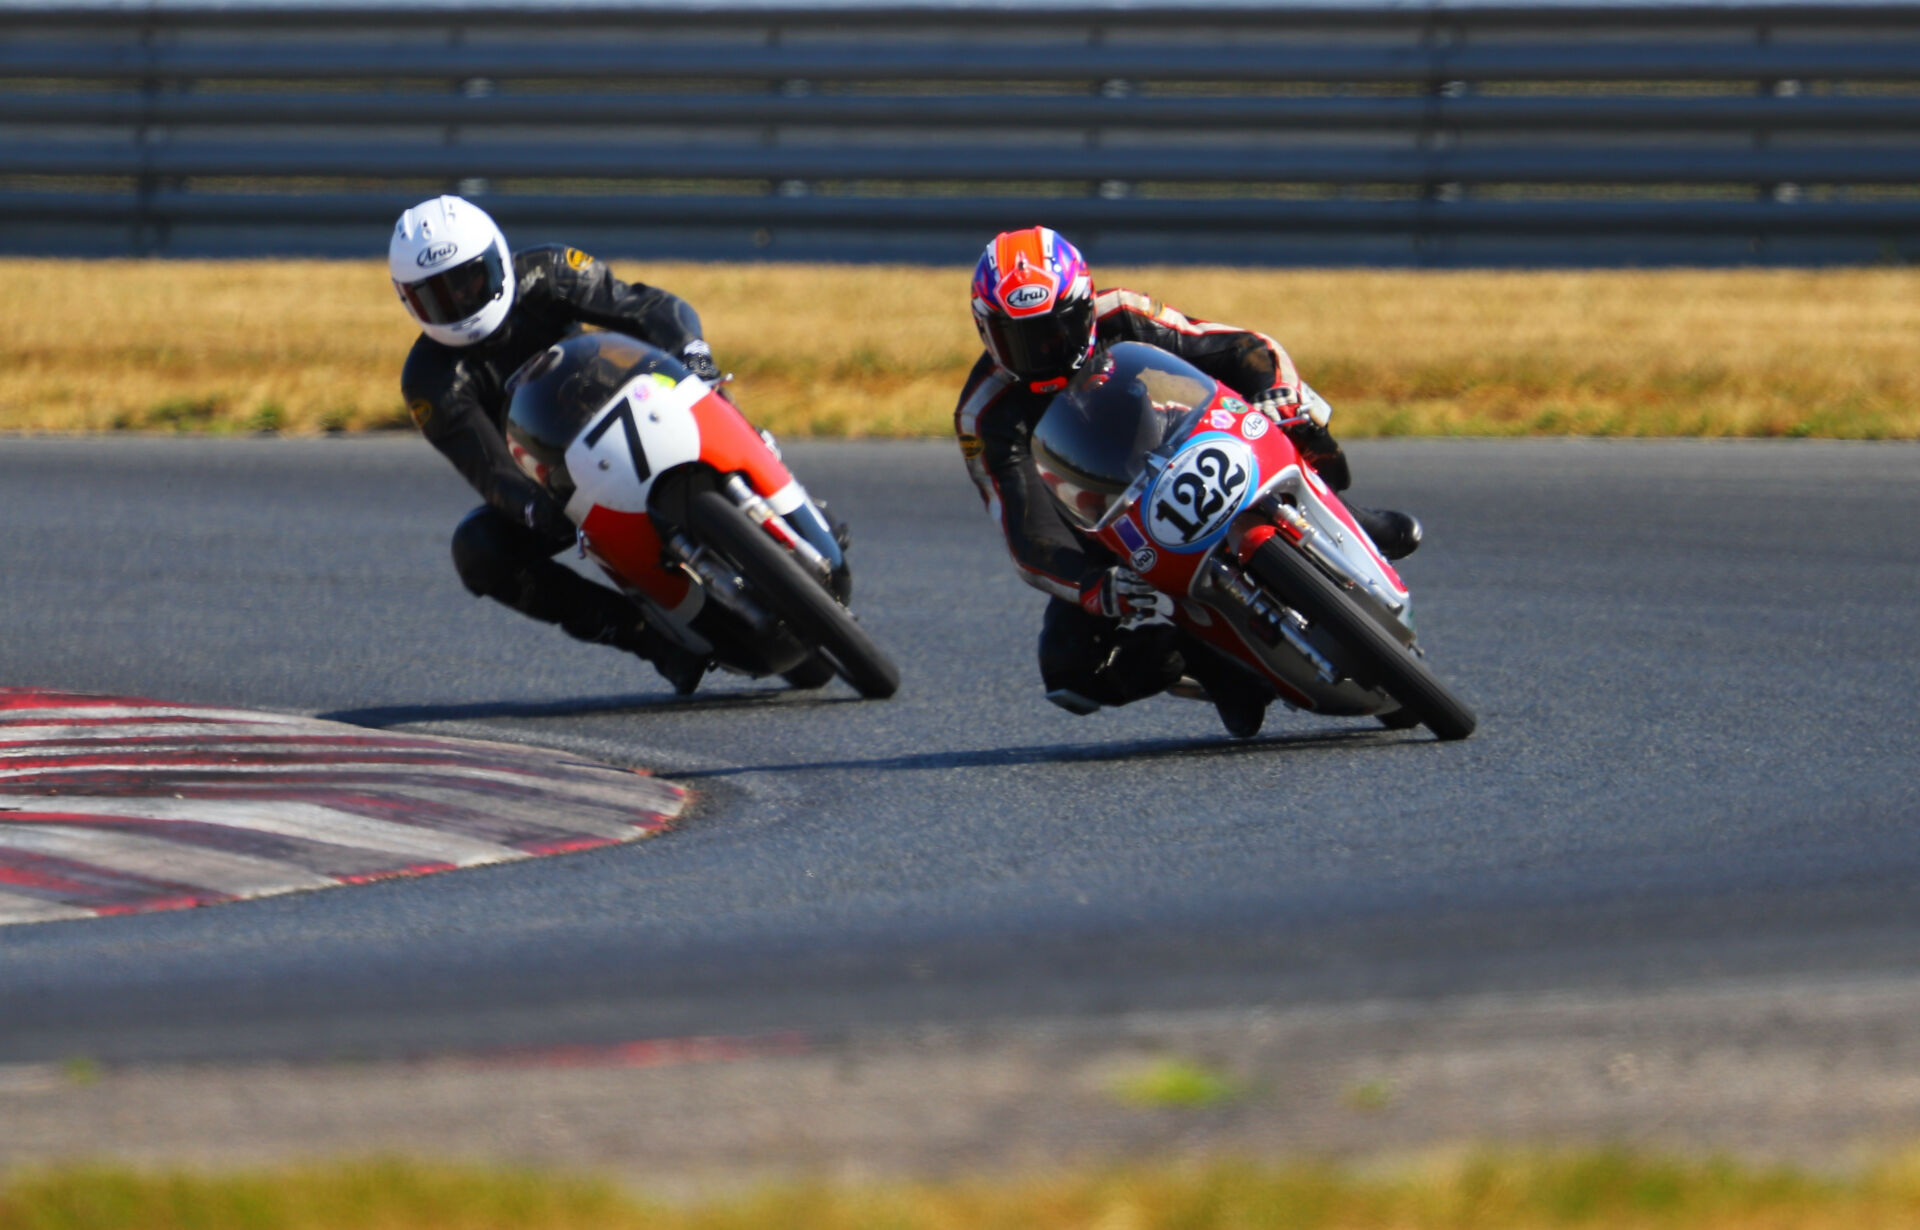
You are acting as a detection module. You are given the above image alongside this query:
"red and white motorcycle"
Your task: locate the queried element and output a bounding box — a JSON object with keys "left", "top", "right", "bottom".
{"left": 1031, "top": 341, "right": 1474, "bottom": 739}
{"left": 504, "top": 332, "right": 898, "bottom": 699}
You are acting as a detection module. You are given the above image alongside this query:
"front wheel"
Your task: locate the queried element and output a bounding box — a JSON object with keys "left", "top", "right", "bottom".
{"left": 1246, "top": 539, "right": 1476, "bottom": 741}
{"left": 687, "top": 490, "right": 900, "bottom": 699}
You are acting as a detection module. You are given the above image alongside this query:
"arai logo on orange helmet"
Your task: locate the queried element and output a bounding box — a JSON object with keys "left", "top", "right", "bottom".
{"left": 416, "top": 241, "right": 459, "bottom": 267}
{"left": 1002, "top": 282, "right": 1053, "bottom": 314}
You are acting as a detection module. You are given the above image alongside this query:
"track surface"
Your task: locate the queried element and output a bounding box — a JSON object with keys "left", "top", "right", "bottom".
{"left": 0, "top": 436, "right": 1914, "bottom": 1064}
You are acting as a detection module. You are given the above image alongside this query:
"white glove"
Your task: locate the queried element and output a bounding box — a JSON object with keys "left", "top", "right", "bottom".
{"left": 1080, "top": 565, "right": 1164, "bottom": 620}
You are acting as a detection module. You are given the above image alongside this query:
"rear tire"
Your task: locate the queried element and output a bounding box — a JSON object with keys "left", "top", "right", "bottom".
{"left": 1246, "top": 539, "right": 1476, "bottom": 741}
{"left": 687, "top": 490, "right": 900, "bottom": 699}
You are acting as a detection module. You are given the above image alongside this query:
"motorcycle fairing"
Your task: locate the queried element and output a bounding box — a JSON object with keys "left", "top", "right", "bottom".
{"left": 563, "top": 373, "right": 706, "bottom": 518}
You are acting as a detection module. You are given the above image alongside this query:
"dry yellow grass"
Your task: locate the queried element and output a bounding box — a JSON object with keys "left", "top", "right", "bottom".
{"left": 0, "top": 259, "right": 1914, "bottom": 438}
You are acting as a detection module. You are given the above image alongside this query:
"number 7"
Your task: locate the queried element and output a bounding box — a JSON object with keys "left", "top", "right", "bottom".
{"left": 584, "top": 397, "right": 652, "bottom": 482}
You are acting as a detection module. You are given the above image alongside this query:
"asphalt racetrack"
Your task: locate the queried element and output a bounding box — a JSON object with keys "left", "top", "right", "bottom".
{"left": 0, "top": 436, "right": 1915, "bottom": 1066}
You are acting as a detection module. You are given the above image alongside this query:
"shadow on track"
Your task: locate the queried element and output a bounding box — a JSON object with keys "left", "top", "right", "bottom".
{"left": 676, "top": 724, "right": 1412, "bottom": 780}
{"left": 321, "top": 687, "right": 862, "bottom": 728}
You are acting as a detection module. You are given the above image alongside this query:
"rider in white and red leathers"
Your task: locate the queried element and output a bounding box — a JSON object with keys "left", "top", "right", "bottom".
{"left": 955, "top": 226, "right": 1421, "bottom": 737}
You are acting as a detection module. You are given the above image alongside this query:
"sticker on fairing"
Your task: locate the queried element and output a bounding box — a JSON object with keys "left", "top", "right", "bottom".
{"left": 1241, "top": 412, "right": 1269, "bottom": 441}
{"left": 1113, "top": 515, "right": 1159, "bottom": 572}
{"left": 1145, "top": 436, "right": 1256, "bottom": 551}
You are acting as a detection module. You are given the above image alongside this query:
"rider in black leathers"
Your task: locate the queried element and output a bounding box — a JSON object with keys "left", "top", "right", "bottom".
{"left": 957, "top": 226, "right": 1422, "bottom": 738}
{"left": 390, "top": 195, "right": 713, "bottom": 692}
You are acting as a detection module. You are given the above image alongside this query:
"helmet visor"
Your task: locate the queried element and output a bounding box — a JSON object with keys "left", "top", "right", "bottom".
{"left": 983, "top": 297, "right": 1094, "bottom": 382}
{"left": 396, "top": 247, "right": 507, "bottom": 326}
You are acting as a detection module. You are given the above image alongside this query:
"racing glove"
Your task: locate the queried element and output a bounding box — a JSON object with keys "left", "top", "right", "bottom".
{"left": 1254, "top": 382, "right": 1351, "bottom": 491}
{"left": 520, "top": 492, "right": 576, "bottom": 550}
{"left": 1080, "top": 565, "right": 1163, "bottom": 621}
{"left": 1250, "top": 380, "right": 1331, "bottom": 429}
{"left": 680, "top": 339, "right": 722, "bottom": 383}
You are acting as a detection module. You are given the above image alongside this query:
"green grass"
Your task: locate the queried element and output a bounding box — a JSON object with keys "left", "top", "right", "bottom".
{"left": 1111, "top": 1056, "right": 1244, "bottom": 1109}
{"left": 9, "top": 1151, "right": 1920, "bottom": 1230}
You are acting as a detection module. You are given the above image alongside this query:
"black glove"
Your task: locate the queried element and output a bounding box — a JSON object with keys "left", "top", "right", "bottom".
{"left": 520, "top": 493, "right": 576, "bottom": 550}
{"left": 680, "top": 339, "right": 721, "bottom": 383}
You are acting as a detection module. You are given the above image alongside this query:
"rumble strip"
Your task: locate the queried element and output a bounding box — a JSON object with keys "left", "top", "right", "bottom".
{"left": 0, "top": 689, "right": 683, "bottom": 925}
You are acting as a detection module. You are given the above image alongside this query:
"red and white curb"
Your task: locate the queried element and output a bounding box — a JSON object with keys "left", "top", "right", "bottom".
{"left": 0, "top": 689, "right": 684, "bottom": 926}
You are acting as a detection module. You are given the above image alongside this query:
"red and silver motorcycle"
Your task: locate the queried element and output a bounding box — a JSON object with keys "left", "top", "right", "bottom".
{"left": 1031, "top": 342, "right": 1474, "bottom": 739}
{"left": 504, "top": 332, "right": 898, "bottom": 699}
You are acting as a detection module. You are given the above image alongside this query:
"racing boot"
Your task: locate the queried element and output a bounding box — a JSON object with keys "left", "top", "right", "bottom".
{"left": 627, "top": 621, "right": 711, "bottom": 697}
{"left": 1350, "top": 506, "right": 1422, "bottom": 561}
{"left": 1177, "top": 636, "right": 1274, "bottom": 739}
{"left": 543, "top": 574, "right": 711, "bottom": 696}
{"left": 1211, "top": 685, "right": 1269, "bottom": 740}
{"left": 1203, "top": 671, "right": 1273, "bottom": 739}
{"left": 1040, "top": 601, "right": 1183, "bottom": 714}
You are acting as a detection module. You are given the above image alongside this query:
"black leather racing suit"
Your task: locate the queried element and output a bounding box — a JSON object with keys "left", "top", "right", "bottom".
{"left": 400, "top": 244, "right": 707, "bottom": 653}
{"left": 953, "top": 287, "right": 1345, "bottom": 710}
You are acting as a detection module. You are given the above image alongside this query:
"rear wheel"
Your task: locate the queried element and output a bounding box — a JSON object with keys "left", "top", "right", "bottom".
{"left": 1246, "top": 539, "right": 1475, "bottom": 741}
{"left": 687, "top": 490, "right": 900, "bottom": 699}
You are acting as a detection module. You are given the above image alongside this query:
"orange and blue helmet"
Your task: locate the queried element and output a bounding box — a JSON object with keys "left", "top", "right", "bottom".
{"left": 971, "top": 226, "right": 1095, "bottom": 392}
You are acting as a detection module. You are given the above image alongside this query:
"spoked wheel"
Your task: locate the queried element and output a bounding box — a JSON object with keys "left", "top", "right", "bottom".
{"left": 687, "top": 490, "right": 900, "bottom": 699}
{"left": 1245, "top": 539, "right": 1476, "bottom": 741}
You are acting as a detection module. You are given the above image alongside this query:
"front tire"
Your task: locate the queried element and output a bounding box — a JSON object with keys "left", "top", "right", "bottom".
{"left": 1246, "top": 539, "right": 1476, "bottom": 741}
{"left": 687, "top": 490, "right": 900, "bottom": 699}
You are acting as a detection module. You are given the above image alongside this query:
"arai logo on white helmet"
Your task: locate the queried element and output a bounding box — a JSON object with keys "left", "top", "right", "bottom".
{"left": 416, "top": 241, "right": 459, "bottom": 268}
{"left": 1004, "top": 283, "right": 1052, "bottom": 311}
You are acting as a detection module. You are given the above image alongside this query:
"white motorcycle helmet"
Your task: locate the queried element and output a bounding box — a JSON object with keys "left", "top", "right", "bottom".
{"left": 390, "top": 195, "right": 514, "bottom": 347}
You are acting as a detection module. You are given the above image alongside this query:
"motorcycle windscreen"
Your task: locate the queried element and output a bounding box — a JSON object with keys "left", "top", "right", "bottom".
{"left": 504, "top": 332, "right": 691, "bottom": 501}
{"left": 1030, "top": 342, "right": 1216, "bottom": 531}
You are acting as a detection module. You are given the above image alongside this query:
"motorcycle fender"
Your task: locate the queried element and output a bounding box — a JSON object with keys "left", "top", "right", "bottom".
{"left": 689, "top": 391, "right": 797, "bottom": 507}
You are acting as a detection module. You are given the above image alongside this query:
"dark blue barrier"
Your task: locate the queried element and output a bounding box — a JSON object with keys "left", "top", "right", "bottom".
{"left": 2, "top": 2, "right": 1917, "bottom": 265}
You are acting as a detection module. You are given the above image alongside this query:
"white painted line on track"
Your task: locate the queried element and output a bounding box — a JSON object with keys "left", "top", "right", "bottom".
{"left": 1, "top": 797, "right": 526, "bottom": 865}
{"left": 0, "top": 825, "right": 340, "bottom": 896}
{"left": 0, "top": 888, "right": 95, "bottom": 925}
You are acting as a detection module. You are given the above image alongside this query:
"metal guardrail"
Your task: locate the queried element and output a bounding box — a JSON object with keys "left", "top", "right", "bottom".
{"left": 3, "top": 3, "right": 1919, "bottom": 264}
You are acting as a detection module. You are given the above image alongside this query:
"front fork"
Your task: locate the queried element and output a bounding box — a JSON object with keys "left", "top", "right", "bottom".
{"left": 718, "top": 474, "right": 845, "bottom": 589}
{"left": 1198, "top": 482, "right": 1407, "bottom": 686}
{"left": 1204, "top": 552, "right": 1340, "bottom": 684}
